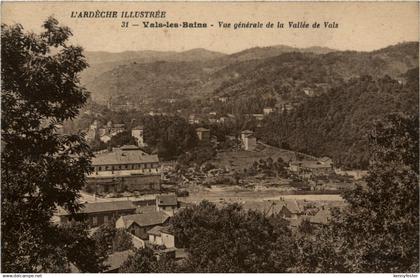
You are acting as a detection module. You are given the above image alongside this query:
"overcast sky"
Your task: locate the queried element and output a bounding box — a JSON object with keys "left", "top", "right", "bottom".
{"left": 2, "top": 1, "right": 419, "bottom": 54}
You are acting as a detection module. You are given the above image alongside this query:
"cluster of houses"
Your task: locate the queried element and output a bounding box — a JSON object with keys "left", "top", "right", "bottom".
{"left": 85, "top": 120, "right": 145, "bottom": 147}
{"left": 288, "top": 156, "right": 334, "bottom": 179}
{"left": 57, "top": 194, "right": 182, "bottom": 272}
{"left": 85, "top": 120, "right": 126, "bottom": 143}
{"left": 195, "top": 127, "right": 258, "bottom": 152}
{"left": 242, "top": 198, "right": 343, "bottom": 229}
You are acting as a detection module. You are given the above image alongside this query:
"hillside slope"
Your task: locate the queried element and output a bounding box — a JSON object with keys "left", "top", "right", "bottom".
{"left": 258, "top": 68, "right": 419, "bottom": 169}
{"left": 84, "top": 42, "right": 419, "bottom": 107}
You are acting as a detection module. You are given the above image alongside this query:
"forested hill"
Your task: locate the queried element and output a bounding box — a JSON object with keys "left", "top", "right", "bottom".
{"left": 257, "top": 68, "right": 419, "bottom": 169}
{"left": 84, "top": 42, "right": 419, "bottom": 105}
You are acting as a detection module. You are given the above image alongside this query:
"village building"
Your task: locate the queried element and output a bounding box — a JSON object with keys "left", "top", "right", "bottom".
{"left": 95, "top": 121, "right": 126, "bottom": 143}
{"left": 241, "top": 130, "right": 257, "bottom": 151}
{"left": 156, "top": 194, "right": 178, "bottom": 217}
{"left": 131, "top": 125, "right": 145, "bottom": 147}
{"left": 263, "top": 107, "right": 274, "bottom": 115}
{"left": 278, "top": 200, "right": 303, "bottom": 219}
{"left": 85, "top": 120, "right": 99, "bottom": 142}
{"left": 218, "top": 96, "right": 228, "bottom": 103}
{"left": 196, "top": 127, "right": 210, "bottom": 142}
{"left": 107, "top": 121, "right": 126, "bottom": 136}
{"left": 57, "top": 200, "right": 137, "bottom": 227}
{"left": 188, "top": 114, "right": 203, "bottom": 124}
{"left": 149, "top": 111, "right": 166, "bottom": 116}
{"left": 252, "top": 113, "right": 265, "bottom": 121}
{"left": 147, "top": 226, "right": 175, "bottom": 248}
{"left": 309, "top": 207, "right": 332, "bottom": 226}
{"left": 115, "top": 211, "right": 170, "bottom": 240}
{"left": 87, "top": 145, "right": 161, "bottom": 193}
{"left": 240, "top": 130, "right": 253, "bottom": 142}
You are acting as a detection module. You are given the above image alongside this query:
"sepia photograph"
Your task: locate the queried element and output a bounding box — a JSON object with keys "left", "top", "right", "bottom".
{"left": 1, "top": 1, "right": 419, "bottom": 274}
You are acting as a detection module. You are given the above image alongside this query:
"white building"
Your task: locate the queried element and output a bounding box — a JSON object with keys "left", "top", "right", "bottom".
{"left": 263, "top": 107, "right": 274, "bottom": 115}
{"left": 131, "top": 125, "right": 144, "bottom": 147}
{"left": 241, "top": 130, "right": 257, "bottom": 151}
{"left": 147, "top": 226, "right": 175, "bottom": 248}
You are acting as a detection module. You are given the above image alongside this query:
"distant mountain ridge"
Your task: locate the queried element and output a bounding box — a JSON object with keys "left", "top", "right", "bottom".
{"left": 82, "top": 42, "right": 419, "bottom": 105}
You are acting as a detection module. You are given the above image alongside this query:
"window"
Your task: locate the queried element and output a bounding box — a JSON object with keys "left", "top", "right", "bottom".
{"left": 92, "top": 216, "right": 98, "bottom": 226}
{"left": 99, "top": 166, "right": 102, "bottom": 171}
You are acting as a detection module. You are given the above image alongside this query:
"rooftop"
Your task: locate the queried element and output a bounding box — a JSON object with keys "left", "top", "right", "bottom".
{"left": 92, "top": 147, "right": 159, "bottom": 166}
{"left": 196, "top": 127, "right": 210, "bottom": 132}
{"left": 156, "top": 194, "right": 178, "bottom": 206}
{"left": 242, "top": 200, "right": 303, "bottom": 216}
{"left": 119, "top": 211, "right": 170, "bottom": 228}
{"left": 57, "top": 201, "right": 136, "bottom": 216}
{"left": 309, "top": 208, "right": 332, "bottom": 225}
{"left": 146, "top": 225, "right": 172, "bottom": 236}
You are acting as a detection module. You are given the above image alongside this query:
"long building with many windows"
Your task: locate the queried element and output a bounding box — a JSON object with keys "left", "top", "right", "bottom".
{"left": 86, "top": 145, "right": 161, "bottom": 193}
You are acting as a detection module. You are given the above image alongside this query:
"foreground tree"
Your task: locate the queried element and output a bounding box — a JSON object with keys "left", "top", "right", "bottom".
{"left": 119, "top": 247, "right": 157, "bottom": 273}
{"left": 171, "top": 201, "right": 296, "bottom": 272}
{"left": 1, "top": 18, "right": 105, "bottom": 272}
{"left": 92, "top": 224, "right": 134, "bottom": 255}
{"left": 295, "top": 113, "right": 419, "bottom": 272}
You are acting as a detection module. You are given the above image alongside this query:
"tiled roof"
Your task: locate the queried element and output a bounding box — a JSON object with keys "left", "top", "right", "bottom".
{"left": 156, "top": 194, "right": 177, "bottom": 206}
{"left": 119, "top": 211, "right": 169, "bottom": 228}
{"left": 281, "top": 200, "right": 301, "bottom": 214}
{"left": 242, "top": 200, "right": 302, "bottom": 216}
{"left": 92, "top": 148, "right": 159, "bottom": 166}
{"left": 132, "top": 125, "right": 144, "bottom": 130}
{"left": 57, "top": 201, "right": 136, "bottom": 216}
{"left": 147, "top": 225, "right": 172, "bottom": 236}
{"left": 309, "top": 208, "right": 332, "bottom": 225}
{"left": 147, "top": 225, "right": 164, "bottom": 236}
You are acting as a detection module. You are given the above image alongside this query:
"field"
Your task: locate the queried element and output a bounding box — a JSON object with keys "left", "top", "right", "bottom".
{"left": 211, "top": 143, "right": 301, "bottom": 172}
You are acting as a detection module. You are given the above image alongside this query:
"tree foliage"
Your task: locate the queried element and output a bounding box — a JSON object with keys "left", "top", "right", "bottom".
{"left": 295, "top": 113, "right": 419, "bottom": 272}
{"left": 91, "top": 223, "right": 134, "bottom": 255}
{"left": 259, "top": 74, "right": 418, "bottom": 169}
{"left": 1, "top": 17, "right": 105, "bottom": 272}
{"left": 143, "top": 115, "right": 198, "bottom": 160}
{"left": 170, "top": 201, "right": 296, "bottom": 272}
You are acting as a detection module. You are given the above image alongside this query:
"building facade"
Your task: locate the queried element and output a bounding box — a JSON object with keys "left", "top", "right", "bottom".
{"left": 87, "top": 145, "right": 161, "bottom": 193}
{"left": 57, "top": 201, "right": 137, "bottom": 227}
{"left": 196, "top": 127, "right": 210, "bottom": 142}
{"left": 131, "top": 126, "right": 145, "bottom": 147}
